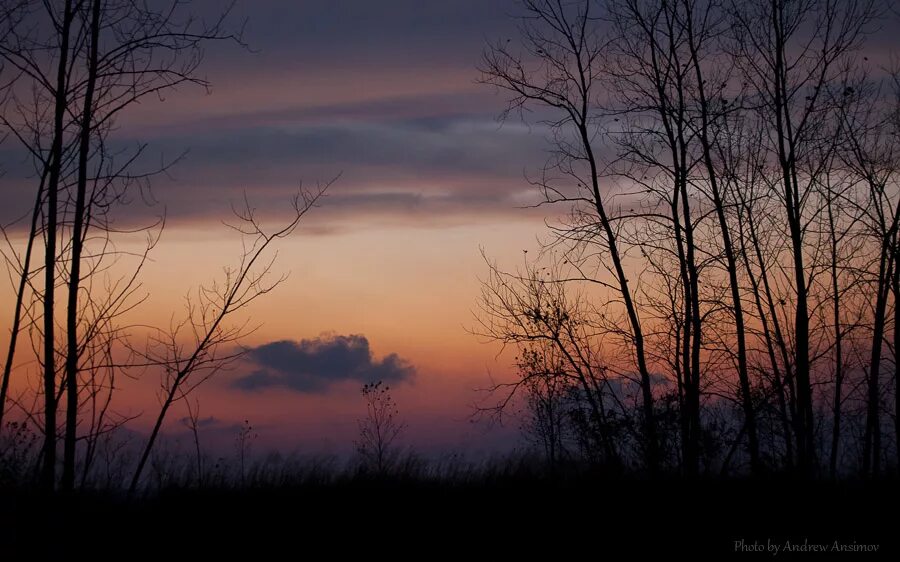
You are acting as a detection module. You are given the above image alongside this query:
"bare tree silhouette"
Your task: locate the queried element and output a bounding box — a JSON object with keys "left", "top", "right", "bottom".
{"left": 356, "top": 380, "right": 406, "bottom": 474}
{"left": 479, "top": 0, "right": 896, "bottom": 478}
{"left": 479, "top": 0, "right": 660, "bottom": 472}
{"left": 129, "top": 185, "right": 331, "bottom": 494}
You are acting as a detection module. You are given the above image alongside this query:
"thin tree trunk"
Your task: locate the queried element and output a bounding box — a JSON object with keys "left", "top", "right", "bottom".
{"left": 862, "top": 191, "right": 900, "bottom": 476}
{"left": 863, "top": 246, "right": 890, "bottom": 477}
{"left": 62, "top": 0, "right": 101, "bottom": 492}
{"left": 186, "top": 399, "right": 204, "bottom": 488}
{"left": 0, "top": 171, "right": 47, "bottom": 429}
{"left": 746, "top": 200, "right": 798, "bottom": 431}
{"left": 685, "top": 6, "right": 760, "bottom": 474}
{"left": 673, "top": 19, "right": 702, "bottom": 477}
{"left": 739, "top": 208, "right": 794, "bottom": 469}
{"left": 640, "top": 15, "right": 695, "bottom": 474}
{"left": 669, "top": 35, "right": 702, "bottom": 478}
{"left": 578, "top": 119, "right": 659, "bottom": 472}
{"left": 891, "top": 236, "right": 900, "bottom": 471}
{"left": 771, "top": 0, "right": 813, "bottom": 475}
{"left": 41, "top": 0, "right": 75, "bottom": 490}
{"left": 704, "top": 170, "right": 761, "bottom": 475}
{"left": 827, "top": 194, "right": 844, "bottom": 479}
{"left": 673, "top": 193, "right": 693, "bottom": 474}
{"left": 736, "top": 177, "right": 794, "bottom": 470}
{"left": 130, "top": 380, "right": 178, "bottom": 494}
{"left": 894, "top": 240, "right": 900, "bottom": 473}
{"left": 679, "top": 172, "right": 702, "bottom": 477}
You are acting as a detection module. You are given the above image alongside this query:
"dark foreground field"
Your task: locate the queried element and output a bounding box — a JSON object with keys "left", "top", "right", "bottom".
{"left": 1, "top": 475, "right": 896, "bottom": 559}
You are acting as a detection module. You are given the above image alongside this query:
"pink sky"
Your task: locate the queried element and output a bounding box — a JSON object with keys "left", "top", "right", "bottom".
{"left": 0, "top": 0, "right": 561, "bottom": 458}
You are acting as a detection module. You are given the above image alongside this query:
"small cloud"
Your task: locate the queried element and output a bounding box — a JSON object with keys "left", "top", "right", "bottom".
{"left": 232, "top": 334, "right": 415, "bottom": 394}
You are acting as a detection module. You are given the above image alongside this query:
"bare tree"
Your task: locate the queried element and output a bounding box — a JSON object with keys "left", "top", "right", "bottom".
{"left": 234, "top": 418, "right": 256, "bottom": 487}
{"left": 602, "top": 0, "right": 707, "bottom": 475}
{"left": 356, "top": 380, "right": 406, "bottom": 474}
{"left": 728, "top": 0, "right": 880, "bottom": 476}
{"left": 726, "top": 114, "right": 800, "bottom": 470}
{"left": 128, "top": 185, "right": 330, "bottom": 494}
{"left": 480, "top": 0, "right": 660, "bottom": 472}
{"left": 479, "top": 0, "right": 894, "bottom": 478}
{"left": 183, "top": 397, "right": 204, "bottom": 488}
{"left": 0, "top": 0, "right": 241, "bottom": 490}
{"left": 42, "top": 0, "right": 74, "bottom": 490}
{"left": 475, "top": 254, "right": 624, "bottom": 467}
{"left": 835, "top": 69, "right": 900, "bottom": 477}
{"left": 518, "top": 346, "right": 574, "bottom": 468}
{"left": 63, "top": 0, "right": 102, "bottom": 492}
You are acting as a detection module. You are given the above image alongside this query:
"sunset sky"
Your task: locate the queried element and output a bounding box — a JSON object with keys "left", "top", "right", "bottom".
{"left": 3, "top": 5, "right": 899, "bottom": 557}
{"left": 1, "top": 0, "right": 562, "bottom": 457}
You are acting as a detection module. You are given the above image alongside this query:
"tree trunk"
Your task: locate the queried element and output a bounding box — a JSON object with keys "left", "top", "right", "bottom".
{"left": 863, "top": 245, "right": 890, "bottom": 477}
{"left": 894, "top": 240, "right": 900, "bottom": 474}
{"left": 578, "top": 120, "right": 659, "bottom": 472}
{"left": 733, "top": 181, "right": 794, "bottom": 470}
{"left": 62, "top": 0, "right": 102, "bottom": 492}
{"left": 827, "top": 196, "right": 844, "bottom": 479}
{"left": 0, "top": 171, "right": 47, "bottom": 429}
{"left": 41, "top": 0, "right": 75, "bottom": 491}
{"left": 685, "top": 8, "right": 761, "bottom": 474}
{"left": 771, "top": 0, "right": 814, "bottom": 476}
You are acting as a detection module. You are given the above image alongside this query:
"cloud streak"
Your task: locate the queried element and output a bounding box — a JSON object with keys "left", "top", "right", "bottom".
{"left": 0, "top": 0, "right": 547, "bottom": 233}
{"left": 233, "top": 334, "right": 415, "bottom": 393}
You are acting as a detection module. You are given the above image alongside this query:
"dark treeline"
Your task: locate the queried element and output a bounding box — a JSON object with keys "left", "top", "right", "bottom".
{"left": 477, "top": 0, "right": 900, "bottom": 479}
